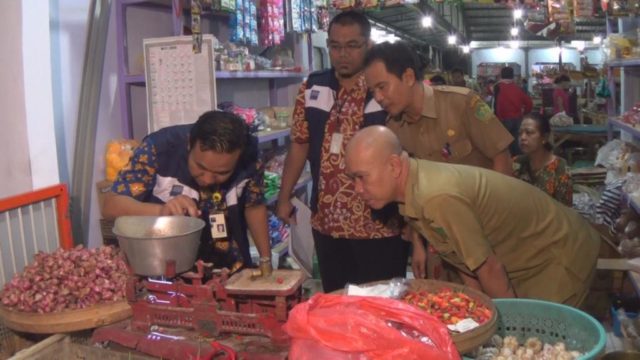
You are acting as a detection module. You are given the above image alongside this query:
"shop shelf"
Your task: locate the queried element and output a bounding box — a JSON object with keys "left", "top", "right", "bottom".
{"left": 609, "top": 118, "right": 640, "bottom": 140}
{"left": 608, "top": 58, "right": 640, "bottom": 68}
{"left": 265, "top": 172, "right": 312, "bottom": 206}
{"left": 256, "top": 128, "right": 290, "bottom": 143}
{"left": 124, "top": 74, "right": 145, "bottom": 84}
{"left": 216, "top": 70, "right": 306, "bottom": 79}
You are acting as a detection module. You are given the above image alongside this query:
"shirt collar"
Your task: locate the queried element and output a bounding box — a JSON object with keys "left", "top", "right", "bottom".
{"left": 399, "top": 158, "right": 420, "bottom": 219}
{"left": 421, "top": 85, "right": 437, "bottom": 119}
{"left": 397, "top": 84, "right": 437, "bottom": 124}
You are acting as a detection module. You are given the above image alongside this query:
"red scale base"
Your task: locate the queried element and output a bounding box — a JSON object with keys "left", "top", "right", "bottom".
{"left": 92, "top": 261, "right": 304, "bottom": 360}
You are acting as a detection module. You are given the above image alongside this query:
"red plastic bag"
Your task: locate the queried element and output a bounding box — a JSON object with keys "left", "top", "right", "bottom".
{"left": 283, "top": 294, "right": 460, "bottom": 360}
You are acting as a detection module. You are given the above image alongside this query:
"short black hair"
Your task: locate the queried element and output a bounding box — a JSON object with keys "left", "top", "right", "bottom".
{"left": 522, "top": 113, "right": 552, "bottom": 151}
{"left": 430, "top": 75, "right": 446, "bottom": 85}
{"left": 501, "top": 66, "right": 514, "bottom": 79}
{"left": 190, "top": 110, "right": 254, "bottom": 159}
{"left": 328, "top": 10, "right": 371, "bottom": 39}
{"left": 364, "top": 41, "right": 422, "bottom": 81}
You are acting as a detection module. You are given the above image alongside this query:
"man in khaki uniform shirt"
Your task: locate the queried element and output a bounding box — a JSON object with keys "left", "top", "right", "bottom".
{"left": 363, "top": 41, "right": 514, "bottom": 174}
{"left": 345, "top": 126, "right": 600, "bottom": 307}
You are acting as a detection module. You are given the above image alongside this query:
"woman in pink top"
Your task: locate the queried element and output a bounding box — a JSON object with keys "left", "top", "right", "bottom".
{"left": 552, "top": 74, "right": 571, "bottom": 115}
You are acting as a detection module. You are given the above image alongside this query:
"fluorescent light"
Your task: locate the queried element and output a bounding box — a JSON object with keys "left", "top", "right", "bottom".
{"left": 461, "top": 45, "right": 470, "bottom": 54}
{"left": 572, "top": 40, "right": 586, "bottom": 51}
{"left": 593, "top": 35, "right": 602, "bottom": 44}
{"left": 513, "top": 9, "right": 523, "bottom": 19}
{"left": 510, "top": 27, "right": 519, "bottom": 37}
{"left": 448, "top": 34, "right": 457, "bottom": 45}
{"left": 510, "top": 40, "right": 520, "bottom": 49}
{"left": 421, "top": 16, "right": 432, "bottom": 28}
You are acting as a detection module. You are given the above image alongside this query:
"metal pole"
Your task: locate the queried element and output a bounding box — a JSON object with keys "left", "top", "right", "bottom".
{"left": 71, "top": 0, "right": 111, "bottom": 244}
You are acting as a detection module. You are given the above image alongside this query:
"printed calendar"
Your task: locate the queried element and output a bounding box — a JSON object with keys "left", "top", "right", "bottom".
{"left": 143, "top": 35, "right": 217, "bottom": 132}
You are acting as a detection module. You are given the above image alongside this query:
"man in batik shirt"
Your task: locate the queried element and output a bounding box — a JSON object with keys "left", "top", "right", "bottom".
{"left": 103, "top": 111, "right": 272, "bottom": 274}
{"left": 275, "top": 11, "right": 407, "bottom": 292}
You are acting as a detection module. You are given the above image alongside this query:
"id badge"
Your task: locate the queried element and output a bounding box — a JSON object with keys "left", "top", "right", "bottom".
{"left": 209, "top": 212, "right": 228, "bottom": 239}
{"left": 330, "top": 132, "right": 343, "bottom": 155}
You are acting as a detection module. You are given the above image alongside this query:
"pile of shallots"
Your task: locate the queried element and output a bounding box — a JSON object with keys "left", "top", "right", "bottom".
{"left": 1, "top": 245, "right": 129, "bottom": 313}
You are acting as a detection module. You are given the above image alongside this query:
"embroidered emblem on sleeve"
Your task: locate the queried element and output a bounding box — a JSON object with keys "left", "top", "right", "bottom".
{"left": 471, "top": 95, "right": 493, "bottom": 123}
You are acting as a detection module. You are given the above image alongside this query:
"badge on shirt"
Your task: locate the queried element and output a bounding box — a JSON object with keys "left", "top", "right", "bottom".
{"left": 310, "top": 90, "right": 320, "bottom": 101}
{"left": 209, "top": 212, "right": 228, "bottom": 239}
{"left": 170, "top": 184, "right": 184, "bottom": 196}
{"left": 472, "top": 95, "right": 493, "bottom": 123}
{"left": 330, "top": 132, "right": 343, "bottom": 155}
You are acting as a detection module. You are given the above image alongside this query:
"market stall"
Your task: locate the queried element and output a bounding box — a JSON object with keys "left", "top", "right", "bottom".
{"left": 5, "top": 0, "right": 640, "bottom": 358}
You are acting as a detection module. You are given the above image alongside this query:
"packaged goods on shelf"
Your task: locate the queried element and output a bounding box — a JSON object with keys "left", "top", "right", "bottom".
{"left": 104, "top": 139, "right": 139, "bottom": 182}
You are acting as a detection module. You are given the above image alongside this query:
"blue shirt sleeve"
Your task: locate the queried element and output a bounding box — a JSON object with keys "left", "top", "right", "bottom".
{"left": 111, "top": 138, "right": 158, "bottom": 201}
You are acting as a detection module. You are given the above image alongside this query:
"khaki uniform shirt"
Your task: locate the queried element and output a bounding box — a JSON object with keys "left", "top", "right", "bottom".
{"left": 387, "top": 85, "right": 513, "bottom": 169}
{"left": 400, "top": 158, "right": 600, "bottom": 305}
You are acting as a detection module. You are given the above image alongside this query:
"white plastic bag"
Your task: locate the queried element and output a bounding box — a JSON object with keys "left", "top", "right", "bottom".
{"left": 550, "top": 111, "right": 574, "bottom": 127}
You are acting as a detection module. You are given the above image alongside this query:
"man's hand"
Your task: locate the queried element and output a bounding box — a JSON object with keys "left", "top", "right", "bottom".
{"left": 275, "top": 198, "right": 297, "bottom": 225}
{"left": 160, "top": 195, "right": 200, "bottom": 217}
{"left": 411, "top": 233, "right": 427, "bottom": 279}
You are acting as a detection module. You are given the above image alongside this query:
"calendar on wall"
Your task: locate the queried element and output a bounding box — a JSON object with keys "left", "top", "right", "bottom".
{"left": 143, "top": 35, "right": 217, "bottom": 133}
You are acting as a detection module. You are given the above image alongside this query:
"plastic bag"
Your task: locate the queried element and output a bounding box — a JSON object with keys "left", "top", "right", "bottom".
{"left": 284, "top": 294, "right": 460, "bottom": 360}
{"left": 105, "top": 139, "right": 139, "bottom": 181}
{"left": 549, "top": 111, "right": 574, "bottom": 127}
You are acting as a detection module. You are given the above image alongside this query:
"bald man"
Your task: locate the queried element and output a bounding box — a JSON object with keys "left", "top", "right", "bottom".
{"left": 345, "top": 126, "right": 599, "bottom": 307}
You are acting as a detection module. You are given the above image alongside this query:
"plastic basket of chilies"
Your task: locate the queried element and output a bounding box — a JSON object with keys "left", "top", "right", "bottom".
{"left": 473, "top": 299, "right": 606, "bottom": 360}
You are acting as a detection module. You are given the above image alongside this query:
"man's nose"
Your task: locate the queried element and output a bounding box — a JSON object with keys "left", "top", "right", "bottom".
{"left": 373, "top": 90, "right": 384, "bottom": 104}
{"left": 354, "top": 180, "right": 364, "bottom": 194}
{"left": 201, "top": 172, "right": 218, "bottom": 186}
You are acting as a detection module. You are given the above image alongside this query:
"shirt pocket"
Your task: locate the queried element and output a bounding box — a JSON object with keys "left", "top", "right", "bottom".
{"left": 447, "top": 138, "right": 472, "bottom": 161}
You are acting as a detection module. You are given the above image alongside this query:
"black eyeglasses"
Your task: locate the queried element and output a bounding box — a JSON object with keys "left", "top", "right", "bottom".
{"left": 328, "top": 41, "right": 367, "bottom": 53}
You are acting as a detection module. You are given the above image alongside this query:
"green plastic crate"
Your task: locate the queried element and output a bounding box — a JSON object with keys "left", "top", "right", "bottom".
{"left": 493, "top": 299, "right": 606, "bottom": 360}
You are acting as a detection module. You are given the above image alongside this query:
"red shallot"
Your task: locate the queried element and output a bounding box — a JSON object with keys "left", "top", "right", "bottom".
{"left": 0, "top": 245, "right": 128, "bottom": 313}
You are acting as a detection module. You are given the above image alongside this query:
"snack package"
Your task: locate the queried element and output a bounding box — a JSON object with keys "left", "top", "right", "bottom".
{"left": 105, "top": 139, "right": 139, "bottom": 181}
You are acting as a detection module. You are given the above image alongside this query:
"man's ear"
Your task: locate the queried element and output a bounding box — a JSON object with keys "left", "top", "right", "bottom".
{"left": 402, "top": 68, "right": 416, "bottom": 87}
{"left": 389, "top": 154, "right": 402, "bottom": 177}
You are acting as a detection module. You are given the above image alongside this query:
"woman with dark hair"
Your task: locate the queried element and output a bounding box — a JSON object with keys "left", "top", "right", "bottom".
{"left": 513, "top": 113, "right": 572, "bottom": 206}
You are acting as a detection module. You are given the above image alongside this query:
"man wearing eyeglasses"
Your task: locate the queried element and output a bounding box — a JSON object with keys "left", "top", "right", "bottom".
{"left": 276, "top": 11, "right": 407, "bottom": 293}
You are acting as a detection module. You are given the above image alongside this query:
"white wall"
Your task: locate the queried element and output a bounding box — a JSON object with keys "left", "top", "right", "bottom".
{"left": 0, "top": 1, "right": 31, "bottom": 198}
{"left": 471, "top": 47, "right": 525, "bottom": 78}
{"left": 0, "top": 1, "right": 63, "bottom": 198}
{"left": 471, "top": 46, "right": 606, "bottom": 79}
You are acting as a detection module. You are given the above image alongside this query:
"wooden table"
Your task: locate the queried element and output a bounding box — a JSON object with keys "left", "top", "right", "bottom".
{"left": 550, "top": 124, "right": 609, "bottom": 149}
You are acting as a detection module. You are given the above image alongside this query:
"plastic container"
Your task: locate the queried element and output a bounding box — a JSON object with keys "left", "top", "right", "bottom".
{"left": 610, "top": 306, "right": 639, "bottom": 337}
{"left": 493, "top": 299, "right": 606, "bottom": 359}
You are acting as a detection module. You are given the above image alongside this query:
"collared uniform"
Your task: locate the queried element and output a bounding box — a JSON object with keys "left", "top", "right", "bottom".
{"left": 400, "top": 158, "right": 599, "bottom": 307}
{"left": 112, "top": 124, "right": 264, "bottom": 272}
{"left": 387, "top": 85, "right": 513, "bottom": 168}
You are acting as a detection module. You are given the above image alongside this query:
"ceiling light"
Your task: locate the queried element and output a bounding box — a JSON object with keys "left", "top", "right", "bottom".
{"left": 461, "top": 45, "right": 470, "bottom": 54}
{"left": 513, "top": 9, "right": 523, "bottom": 19}
{"left": 572, "top": 40, "right": 586, "bottom": 51}
{"left": 510, "top": 27, "right": 519, "bottom": 37}
{"left": 593, "top": 35, "right": 602, "bottom": 44}
{"left": 421, "top": 16, "right": 432, "bottom": 28}
{"left": 448, "top": 34, "right": 457, "bottom": 45}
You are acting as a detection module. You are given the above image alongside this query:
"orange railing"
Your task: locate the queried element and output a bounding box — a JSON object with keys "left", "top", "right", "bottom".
{"left": 0, "top": 184, "right": 73, "bottom": 250}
